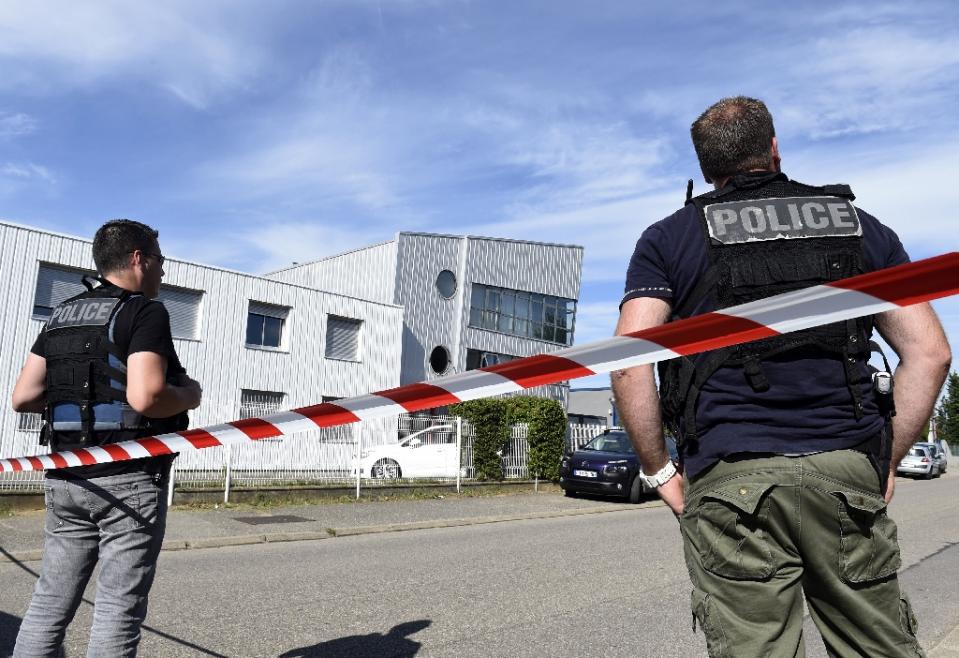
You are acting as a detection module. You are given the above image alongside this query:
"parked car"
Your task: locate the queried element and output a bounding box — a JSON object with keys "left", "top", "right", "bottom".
{"left": 559, "top": 430, "right": 677, "bottom": 503}
{"left": 935, "top": 439, "right": 950, "bottom": 473}
{"left": 358, "top": 424, "right": 459, "bottom": 479}
{"left": 897, "top": 445, "right": 939, "bottom": 479}
{"left": 916, "top": 442, "right": 946, "bottom": 476}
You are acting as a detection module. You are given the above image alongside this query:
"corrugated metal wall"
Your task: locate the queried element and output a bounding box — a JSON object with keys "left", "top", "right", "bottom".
{"left": 459, "top": 236, "right": 582, "bottom": 406}
{"left": 392, "top": 233, "right": 583, "bottom": 407}
{"left": 267, "top": 240, "right": 398, "bottom": 305}
{"left": 465, "top": 237, "right": 583, "bottom": 301}
{"left": 0, "top": 221, "right": 404, "bottom": 465}
{"left": 394, "top": 234, "right": 465, "bottom": 383}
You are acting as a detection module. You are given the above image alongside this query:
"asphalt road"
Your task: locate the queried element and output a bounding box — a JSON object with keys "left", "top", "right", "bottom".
{"left": 1, "top": 473, "right": 958, "bottom": 657}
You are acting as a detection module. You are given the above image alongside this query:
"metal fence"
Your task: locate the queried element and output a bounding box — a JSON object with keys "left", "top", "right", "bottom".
{"left": 0, "top": 412, "right": 612, "bottom": 498}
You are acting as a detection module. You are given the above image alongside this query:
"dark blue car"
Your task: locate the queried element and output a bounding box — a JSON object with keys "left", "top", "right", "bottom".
{"left": 559, "top": 429, "right": 677, "bottom": 503}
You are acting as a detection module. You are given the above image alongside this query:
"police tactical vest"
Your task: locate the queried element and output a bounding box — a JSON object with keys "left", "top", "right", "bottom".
{"left": 43, "top": 282, "right": 151, "bottom": 450}
{"left": 659, "top": 172, "right": 874, "bottom": 448}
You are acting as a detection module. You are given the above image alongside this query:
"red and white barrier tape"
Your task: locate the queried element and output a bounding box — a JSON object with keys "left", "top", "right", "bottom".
{"left": 2, "top": 252, "right": 957, "bottom": 473}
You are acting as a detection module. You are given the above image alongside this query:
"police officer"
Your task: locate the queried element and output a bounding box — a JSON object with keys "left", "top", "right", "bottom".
{"left": 613, "top": 97, "right": 951, "bottom": 656}
{"left": 11, "top": 219, "right": 202, "bottom": 657}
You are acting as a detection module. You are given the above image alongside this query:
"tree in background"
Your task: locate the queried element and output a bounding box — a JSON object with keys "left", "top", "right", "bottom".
{"left": 935, "top": 371, "right": 959, "bottom": 451}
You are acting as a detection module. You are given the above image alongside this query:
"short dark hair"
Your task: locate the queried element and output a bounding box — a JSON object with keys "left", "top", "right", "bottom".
{"left": 691, "top": 96, "right": 776, "bottom": 181}
{"left": 92, "top": 219, "right": 159, "bottom": 275}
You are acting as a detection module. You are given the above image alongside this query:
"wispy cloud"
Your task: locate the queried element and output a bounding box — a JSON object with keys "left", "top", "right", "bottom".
{"left": 0, "top": 163, "right": 54, "bottom": 182}
{"left": 0, "top": 112, "right": 37, "bottom": 139}
{"left": 0, "top": 162, "right": 57, "bottom": 199}
{"left": 0, "top": 2, "right": 263, "bottom": 108}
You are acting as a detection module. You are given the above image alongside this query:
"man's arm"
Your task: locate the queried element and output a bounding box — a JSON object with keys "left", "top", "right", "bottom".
{"left": 611, "top": 296, "right": 685, "bottom": 515}
{"left": 12, "top": 353, "right": 47, "bottom": 413}
{"left": 875, "top": 302, "right": 951, "bottom": 499}
{"left": 126, "top": 351, "right": 202, "bottom": 418}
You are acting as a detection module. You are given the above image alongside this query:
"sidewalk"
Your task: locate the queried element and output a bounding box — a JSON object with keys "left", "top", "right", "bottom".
{"left": 0, "top": 490, "right": 647, "bottom": 563}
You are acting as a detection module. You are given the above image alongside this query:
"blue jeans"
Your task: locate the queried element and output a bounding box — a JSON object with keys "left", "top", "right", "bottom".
{"left": 14, "top": 470, "right": 168, "bottom": 658}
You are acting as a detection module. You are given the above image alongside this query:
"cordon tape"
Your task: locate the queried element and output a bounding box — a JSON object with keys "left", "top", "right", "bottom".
{"left": 2, "top": 252, "right": 957, "bottom": 473}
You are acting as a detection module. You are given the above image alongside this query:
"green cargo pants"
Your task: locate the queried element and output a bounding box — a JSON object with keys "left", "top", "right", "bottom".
{"left": 679, "top": 450, "right": 923, "bottom": 658}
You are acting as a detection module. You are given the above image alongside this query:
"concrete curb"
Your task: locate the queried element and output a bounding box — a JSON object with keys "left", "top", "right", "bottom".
{"left": 0, "top": 501, "right": 658, "bottom": 564}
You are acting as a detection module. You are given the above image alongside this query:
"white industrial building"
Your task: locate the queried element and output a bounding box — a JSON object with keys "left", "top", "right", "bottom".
{"left": 269, "top": 232, "right": 582, "bottom": 400}
{"left": 0, "top": 222, "right": 583, "bottom": 478}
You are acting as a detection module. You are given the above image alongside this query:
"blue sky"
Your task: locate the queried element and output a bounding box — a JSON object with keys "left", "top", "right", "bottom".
{"left": 1, "top": 1, "right": 957, "bottom": 388}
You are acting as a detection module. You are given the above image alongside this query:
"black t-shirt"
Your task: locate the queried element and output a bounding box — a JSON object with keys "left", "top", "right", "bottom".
{"left": 32, "top": 285, "right": 186, "bottom": 478}
{"left": 622, "top": 180, "right": 909, "bottom": 479}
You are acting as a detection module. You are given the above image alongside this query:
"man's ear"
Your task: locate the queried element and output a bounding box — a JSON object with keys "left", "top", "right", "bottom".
{"left": 771, "top": 136, "right": 781, "bottom": 170}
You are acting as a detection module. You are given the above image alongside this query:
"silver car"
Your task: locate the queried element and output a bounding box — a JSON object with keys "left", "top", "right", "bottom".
{"left": 897, "top": 445, "right": 939, "bottom": 479}
{"left": 916, "top": 442, "right": 947, "bottom": 475}
{"left": 935, "top": 439, "right": 950, "bottom": 473}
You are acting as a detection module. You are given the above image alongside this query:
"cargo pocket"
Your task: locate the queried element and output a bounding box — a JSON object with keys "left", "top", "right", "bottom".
{"left": 691, "top": 481, "right": 776, "bottom": 580}
{"left": 831, "top": 489, "right": 901, "bottom": 583}
{"left": 691, "top": 588, "right": 729, "bottom": 658}
{"left": 898, "top": 593, "right": 922, "bottom": 652}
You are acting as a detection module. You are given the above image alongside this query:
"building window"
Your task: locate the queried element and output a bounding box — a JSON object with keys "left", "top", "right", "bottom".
{"left": 33, "top": 264, "right": 93, "bottom": 319}
{"left": 436, "top": 270, "right": 457, "bottom": 299}
{"left": 33, "top": 264, "right": 203, "bottom": 339}
{"left": 466, "top": 348, "right": 519, "bottom": 370}
{"left": 326, "top": 315, "right": 362, "bottom": 361}
{"left": 429, "top": 346, "right": 451, "bottom": 374}
{"left": 239, "top": 390, "right": 284, "bottom": 441}
{"left": 468, "top": 283, "right": 576, "bottom": 346}
{"left": 246, "top": 301, "right": 289, "bottom": 349}
{"left": 16, "top": 413, "right": 42, "bottom": 433}
{"left": 157, "top": 286, "right": 203, "bottom": 339}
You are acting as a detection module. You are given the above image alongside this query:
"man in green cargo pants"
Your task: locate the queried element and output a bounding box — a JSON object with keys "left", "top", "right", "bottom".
{"left": 612, "top": 96, "right": 952, "bottom": 656}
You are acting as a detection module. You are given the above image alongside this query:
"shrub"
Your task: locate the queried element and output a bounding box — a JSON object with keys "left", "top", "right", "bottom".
{"left": 508, "top": 397, "right": 567, "bottom": 482}
{"left": 450, "top": 399, "right": 510, "bottom": 481}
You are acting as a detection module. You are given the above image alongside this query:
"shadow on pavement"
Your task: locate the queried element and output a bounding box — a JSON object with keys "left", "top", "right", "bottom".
{"left": 278, "top": 619, "right": 431, "bottom": 657}
{"left": 0, "top": 545, "right": 227, "bottom": 658}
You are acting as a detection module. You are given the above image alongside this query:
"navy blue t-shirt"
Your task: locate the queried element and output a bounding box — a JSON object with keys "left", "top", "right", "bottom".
{"left": 622, "top": 180, "right": 909, "bottom": 479}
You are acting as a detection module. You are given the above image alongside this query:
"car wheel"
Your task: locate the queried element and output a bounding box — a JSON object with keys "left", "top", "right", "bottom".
{"left": 563, "top": 488, "right": 577, "bottom": 498}
{"left": 628, "top": 475, "right": 644, "bottom": 504}
{"left": 371, "top": 459, "right": 402, "bottom": 479}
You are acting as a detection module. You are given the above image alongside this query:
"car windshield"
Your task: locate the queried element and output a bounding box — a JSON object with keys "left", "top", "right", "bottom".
{"left": 908, "top": 447, "right": 927, "bottom": 457}
{"left": 581, "top": 434, "right": 632, "bottom": 453}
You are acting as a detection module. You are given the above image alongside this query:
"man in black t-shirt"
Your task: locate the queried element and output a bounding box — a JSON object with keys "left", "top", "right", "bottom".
{"left": 11, "top": 219, "right": 202, "bottom": 657}
{"left": 613, "top": 97, "right": 951, "bottom": 656}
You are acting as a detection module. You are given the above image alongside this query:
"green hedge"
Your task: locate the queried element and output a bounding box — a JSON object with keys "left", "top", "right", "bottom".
{"left": 450, "top": 396, "right": 567, "bottom": 482}
{"left": 511, "top": 397, "right": 567, "bottom": 482}
{"left": 450, "top": 399, "right": 510, "bottom": 481}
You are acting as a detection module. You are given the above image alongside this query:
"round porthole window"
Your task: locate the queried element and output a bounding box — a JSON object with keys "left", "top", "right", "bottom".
{"left": 429, "top": 346, "right": 451, "bottom": 374}
{"left": 436, "top": 270, "right": 456, "bottom": 299}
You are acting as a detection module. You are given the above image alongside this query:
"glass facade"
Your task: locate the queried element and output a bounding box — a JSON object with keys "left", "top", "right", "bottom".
{"left": 469, "top": 283, "right": 576, "bottom": 346}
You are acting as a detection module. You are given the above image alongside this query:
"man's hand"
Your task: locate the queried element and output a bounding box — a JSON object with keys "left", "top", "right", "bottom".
{"left": 128, "top": 352, "right": 202, "bottom": 417}
{"left": 178, "top": 377, "right": 203, "bottom": 410}
{"left": 658, "top": 473, "right": 685, "bottom": 517}
{"left": 884, "top": 469, "right": 896, "bottom": 504}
